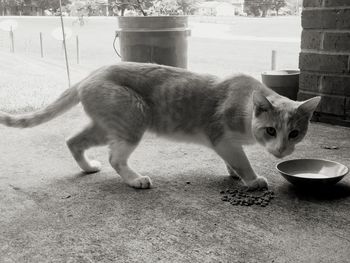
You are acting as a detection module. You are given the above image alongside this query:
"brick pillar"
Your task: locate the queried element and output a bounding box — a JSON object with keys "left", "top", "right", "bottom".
{"left": 298, "top": 0, "right": 350, "bottom": 126}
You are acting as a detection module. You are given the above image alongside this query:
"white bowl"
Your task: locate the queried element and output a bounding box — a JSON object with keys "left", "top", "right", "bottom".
{"left": 276, "top": 158, "right": 348, "bottom": 186}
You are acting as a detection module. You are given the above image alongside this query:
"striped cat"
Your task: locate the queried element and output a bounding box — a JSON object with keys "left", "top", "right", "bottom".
{"left": 0, "top": 62, "right": 320, "bottom": 190}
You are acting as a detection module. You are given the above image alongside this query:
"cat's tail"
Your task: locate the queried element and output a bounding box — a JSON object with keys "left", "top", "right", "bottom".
{"left": 0, "top": 84, "right": 80, "bottom": 128}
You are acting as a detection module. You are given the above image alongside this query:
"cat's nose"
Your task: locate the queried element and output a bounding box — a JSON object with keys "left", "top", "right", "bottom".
{"left": 274, "top": 148, "right": 287, "bottom": 158}
{"left": 277, "top": 146, "right": 286, "bottom": 155}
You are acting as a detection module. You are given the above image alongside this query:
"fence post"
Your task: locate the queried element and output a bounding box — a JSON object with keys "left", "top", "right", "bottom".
{"left": 271, "top": 50, "right": 277, "bottom": 70}
{"left": 40, "top": 32, "right": 44, "bottom": 58}
{"left": 76, "top": 35, "right": 80, "bottom": 64}
{"left": 9, "top": 27, "right": 14, "bottom": 53}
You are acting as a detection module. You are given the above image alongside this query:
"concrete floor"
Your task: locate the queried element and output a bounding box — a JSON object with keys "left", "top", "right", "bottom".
{"left": 0, "top": 107, "right": 349, "bottom": 263}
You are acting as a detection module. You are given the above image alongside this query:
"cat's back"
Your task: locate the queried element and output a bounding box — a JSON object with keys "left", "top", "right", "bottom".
{"left": 217, "top": 74, "right": 268, "bottom": 109}
{"left": 102, "top": 62, "right": 217, "bottom": 94}
{"left": 221, "top": 74, "right": 266, "bottom": 93}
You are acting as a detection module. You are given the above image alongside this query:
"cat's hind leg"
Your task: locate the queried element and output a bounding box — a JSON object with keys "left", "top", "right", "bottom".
{"left": 109, "top": 139, "right": 152, "bottom": 189}
{"left": 66, "top": 123, "right": 107, "bottom": 173}
{"left": 103, "top": 100, "right": 151, "bottom": 189}
{"left": 80, "top": 82, "right": 151, "bottom": 188}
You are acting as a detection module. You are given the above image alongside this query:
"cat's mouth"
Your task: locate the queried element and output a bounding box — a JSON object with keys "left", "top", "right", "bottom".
{"left": 266, "top": 149, "right": 286, "bottom": 159}
{"left": 270, "top": 150, "right": 293, "bottom": 159}
{"left": 266, "top": 145, "right": 295, "bottom": 159}
{"left": 272, "top": 152, "right": 285, "bottom": 159}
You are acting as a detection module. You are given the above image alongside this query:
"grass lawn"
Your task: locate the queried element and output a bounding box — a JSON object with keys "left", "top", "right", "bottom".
{"left": 0, "top": 16, "right": 301, "bottom": 112}
{"left": 0, "top": 50, "right": 88, "bottom": 113}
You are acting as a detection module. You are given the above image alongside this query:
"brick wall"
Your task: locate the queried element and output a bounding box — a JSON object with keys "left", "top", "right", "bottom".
{"left": 298, "top": 0, "right": 350, "bottom": 126}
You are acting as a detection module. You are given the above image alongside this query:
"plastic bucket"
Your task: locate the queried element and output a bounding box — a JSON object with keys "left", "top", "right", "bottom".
{"left": 115, "top": 16, "right": 191, "bottom": 68}
{"left": 261, "top": 70, "right": 300, "bottom": 100}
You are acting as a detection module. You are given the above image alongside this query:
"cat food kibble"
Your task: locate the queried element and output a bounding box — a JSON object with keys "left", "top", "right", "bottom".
{"left": 220, "top": 188, "right": 275, "bottom": 207}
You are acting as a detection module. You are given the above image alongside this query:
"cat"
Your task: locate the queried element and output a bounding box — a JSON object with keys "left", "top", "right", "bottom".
{"left": 0, "top": 62, "right": 320, "bottom": 190}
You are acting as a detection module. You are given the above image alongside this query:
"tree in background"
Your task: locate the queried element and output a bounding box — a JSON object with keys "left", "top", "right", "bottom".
{"left": 244, "top": 0, "right": 286, "bottom": 17}
{"left": 244, "top": 0, "right": 261, "bottom": 16}
{"left": 84, "top": 0, "right": 101, "bottom": 16}
{"left": 285, "top": 0, "right": 301, "bottom": 15}
{"left": 32, "top": 0, "right": 70, "bottom": 13}
{"left": 177, "top": 0, "right": 200, "bottom": 15}
{"left": 149, "top": 0, "right": 181, "bottom": 15}
{"left": 260, "top": 0, "right": 273, "bottom": 17}
{"left": 274, "top": 0, "right": 286, "bottom": 15}
{"left": 109, "top": 0, "right": 153, "bottom": 16}
{"left": 0, "top": 0, "right": 200, "bottom": 16}
{"left": 109, "top": 0, "right": 200, "bottom": 16}
{"left": 1, "top": 0, "right": 24, "bottom": 15}
{"left": 1, "top": 0, "right": 72, "bottom": 15}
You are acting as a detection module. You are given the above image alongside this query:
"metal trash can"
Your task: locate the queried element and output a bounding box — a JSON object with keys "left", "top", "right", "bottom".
{"left": 115, "top": 16, "right": 191, "bottom": 68}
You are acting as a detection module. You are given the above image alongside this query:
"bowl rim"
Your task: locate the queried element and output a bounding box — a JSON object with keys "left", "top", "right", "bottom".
{"left": 261, "top": 69, "right": 300, "bottom": 76}
{"left": 276, "top": 158, "right": 349, "bottom": 179}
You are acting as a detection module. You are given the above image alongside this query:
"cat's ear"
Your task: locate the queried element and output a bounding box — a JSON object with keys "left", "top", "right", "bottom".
{"left": 297, "top": 96, "right": 321, "bottom": 118}
{"left": 253, "top": 91, "right": 273, "bottom": 115}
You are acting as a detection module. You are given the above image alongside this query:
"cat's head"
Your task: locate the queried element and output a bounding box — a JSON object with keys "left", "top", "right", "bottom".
{"left": 251, "top": 91, "right": 320, "bottom": 158}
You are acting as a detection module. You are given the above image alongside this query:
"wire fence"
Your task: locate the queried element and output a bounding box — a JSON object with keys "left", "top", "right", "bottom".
{"left": 0, "top": 16, "right": 301, "bottom": 76}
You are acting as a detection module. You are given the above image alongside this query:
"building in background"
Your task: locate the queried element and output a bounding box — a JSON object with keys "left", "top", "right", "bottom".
{"left": 231, "top": 0, "right": 244, "bottom": 15}
{"left": 196, "top": 0, "right": 244, "bottom": 16}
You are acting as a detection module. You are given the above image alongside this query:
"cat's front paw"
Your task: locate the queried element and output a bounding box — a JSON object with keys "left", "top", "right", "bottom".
{"left": 226, "top": 165, "right": 240, "bottom": 180}
{"left": 128, "top": 176, "right": 152, "bottom": 189}
{"left": 245, "top": 176, "right": 268, "bottom": 190}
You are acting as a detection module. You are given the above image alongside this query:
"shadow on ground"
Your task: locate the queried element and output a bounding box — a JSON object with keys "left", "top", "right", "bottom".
{"left": 280, "top": 182, "right": 350, "bottom": 201}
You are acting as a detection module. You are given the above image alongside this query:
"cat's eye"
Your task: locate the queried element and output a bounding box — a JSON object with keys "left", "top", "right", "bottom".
{"left": 266, "top": 127, "right": 276, "bottom": 137}
{"left": 289, "top": 130, "right": 299, "bottom": 139}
